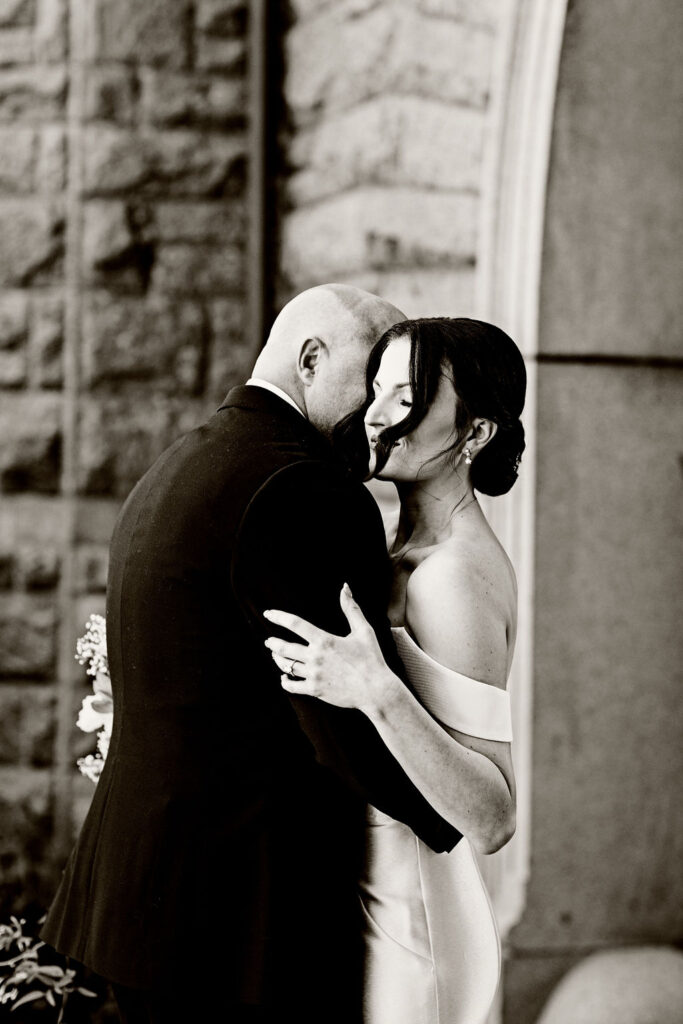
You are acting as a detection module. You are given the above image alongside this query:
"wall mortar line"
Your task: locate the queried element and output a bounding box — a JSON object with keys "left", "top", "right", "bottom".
{"left": 53, "top": 0, "right": 86, "bottom": 858}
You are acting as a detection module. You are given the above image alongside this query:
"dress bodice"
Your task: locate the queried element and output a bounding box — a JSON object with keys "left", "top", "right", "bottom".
{"left": 391, "top": 626, "right": 513, "bottom": 742}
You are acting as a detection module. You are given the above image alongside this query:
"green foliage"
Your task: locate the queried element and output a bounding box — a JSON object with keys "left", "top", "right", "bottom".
{"left": 0, "top": 915, "right": 95, "bottom": 1022}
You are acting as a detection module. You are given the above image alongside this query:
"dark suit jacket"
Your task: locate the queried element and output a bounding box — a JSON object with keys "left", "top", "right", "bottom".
{"left": 42, "top": 386, "right": 458, "bottom": 1019}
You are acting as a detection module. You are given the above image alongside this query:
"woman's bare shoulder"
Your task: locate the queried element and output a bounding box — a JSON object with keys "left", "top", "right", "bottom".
{"left": 410, "top": 529, "right": 516, "bottom": 609}
{"left": 405, "top": 533, "right": 517, "bottom": 687}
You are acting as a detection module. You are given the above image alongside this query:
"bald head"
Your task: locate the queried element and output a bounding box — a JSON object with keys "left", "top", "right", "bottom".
{"left": 252, "top": 284, "right": 405, "bottom": 436}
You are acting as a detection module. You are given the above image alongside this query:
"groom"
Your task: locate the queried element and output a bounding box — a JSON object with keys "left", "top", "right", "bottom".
{"left": 42, "top": 284, "right": 458, "bottom": 1023}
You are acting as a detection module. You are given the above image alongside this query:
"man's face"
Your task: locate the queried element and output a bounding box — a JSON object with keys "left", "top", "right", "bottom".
{"left": 305, "top": 340, "right": 372, "bottom": 438}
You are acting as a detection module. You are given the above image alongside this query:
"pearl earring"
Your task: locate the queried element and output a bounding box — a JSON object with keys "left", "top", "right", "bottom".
{"left": 464, "top": 447, "right": 472, "bottom": 465}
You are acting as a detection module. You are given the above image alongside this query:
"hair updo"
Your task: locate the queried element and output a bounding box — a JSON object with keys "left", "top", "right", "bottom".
{"left": 335, "top": 316, "right": 527, "bottom": 496}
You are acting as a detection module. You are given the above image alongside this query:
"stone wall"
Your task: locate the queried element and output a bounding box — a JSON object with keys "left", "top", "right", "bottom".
{"left": 504, "top": 1, "right": 683, "bottom": 1021}
{"left": 278, "top": 0, "right": 500, "bottom": 317}
{"left": 0, "top": 0, "right": 252, "bottom": 915}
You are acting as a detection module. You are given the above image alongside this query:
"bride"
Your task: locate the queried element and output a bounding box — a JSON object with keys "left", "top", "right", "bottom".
{"left": 264, "top": 317, "right": 526, "bottom": 1024}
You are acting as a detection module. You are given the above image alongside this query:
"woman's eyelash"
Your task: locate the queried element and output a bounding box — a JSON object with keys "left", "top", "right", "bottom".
{"left": 399, "top": 399, "right": 413, "bottom": 408}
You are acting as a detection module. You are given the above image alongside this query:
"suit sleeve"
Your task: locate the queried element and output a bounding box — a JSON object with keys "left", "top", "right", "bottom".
{"left": 232, "top": 460, "right": 460, "bottom": 854}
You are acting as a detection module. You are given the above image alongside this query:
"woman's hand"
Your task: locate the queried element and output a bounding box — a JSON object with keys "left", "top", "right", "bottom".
{"left": 264, "top": 583, "right": 399, "bottom": 716}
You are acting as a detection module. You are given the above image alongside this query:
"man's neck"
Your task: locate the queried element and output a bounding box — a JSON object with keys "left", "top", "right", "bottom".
{"left": 245, "top": 377, "right": 305, "bottom": 417}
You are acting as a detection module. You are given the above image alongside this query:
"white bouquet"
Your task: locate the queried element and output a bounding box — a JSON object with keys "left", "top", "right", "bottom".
{"left": 74, "top": 614, "right": 113, "bottom": 784}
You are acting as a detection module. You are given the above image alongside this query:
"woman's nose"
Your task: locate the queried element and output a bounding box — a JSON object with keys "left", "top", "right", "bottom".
{"left": 364, "top": 395, "right": 389, "bottom": 429}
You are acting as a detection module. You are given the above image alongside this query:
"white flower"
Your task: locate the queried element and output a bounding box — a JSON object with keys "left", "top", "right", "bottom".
{"left": 75, "top": 615, "right": 113, "bottom": 783}
{"left": 77, "top": 754, "right": 105, "bottom": 785}
{"left": 76, "top": 694, "right": 111, "bottom": 733}
{"left": 97, "top": 727, "right": 111, "bottom": 759}
{"left": 75, "top": 613, "right": 108, "bottom": 678}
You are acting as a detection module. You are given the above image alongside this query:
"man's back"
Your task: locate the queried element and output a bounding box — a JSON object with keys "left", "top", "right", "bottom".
{"left": 43, "top": 385, "right": 456, "bottom": 1018}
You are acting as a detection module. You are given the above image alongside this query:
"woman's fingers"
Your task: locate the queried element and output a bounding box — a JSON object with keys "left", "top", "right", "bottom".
{"left": 264, "top": 637, "right": 308, "bottom": 663}
{"left": 340, "top": 583, "right": 372, "bottom": 635}
{"left": 263, "top": 608, "right": 321, "bottom": 644}
{"left": 280, "top": 673, "right": 312, "bottom": 695}
{"left": 271, "top": 652, "right": 306, "bottom": 677}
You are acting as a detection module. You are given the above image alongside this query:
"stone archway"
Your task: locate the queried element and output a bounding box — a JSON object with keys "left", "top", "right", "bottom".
{"left": 488, "top": 1, "right": 683, "bottom": 1021}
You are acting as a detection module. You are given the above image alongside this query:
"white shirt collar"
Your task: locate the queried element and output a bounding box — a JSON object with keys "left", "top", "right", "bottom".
{"left": 246, "top": 378, "right": 305, "bottom": 417}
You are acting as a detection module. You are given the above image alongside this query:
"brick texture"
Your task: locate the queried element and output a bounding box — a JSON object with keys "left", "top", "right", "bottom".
{"left": 279, "top": 0, "right": 492, "bottom": 313}
{"left": 0, "top": 0, "right": 251, "bottom": 916}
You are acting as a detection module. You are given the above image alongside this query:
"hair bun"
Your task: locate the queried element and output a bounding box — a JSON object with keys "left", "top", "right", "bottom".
{"left": 471, "top": 418, "right": 525, "bottom": 496}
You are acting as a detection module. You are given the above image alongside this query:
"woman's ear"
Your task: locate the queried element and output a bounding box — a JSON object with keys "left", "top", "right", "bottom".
{"left": 298, "top": 337, "right": 324, "bottom": 385}
{"left": 469, "top": 417, "right": 497, "bottom": 456}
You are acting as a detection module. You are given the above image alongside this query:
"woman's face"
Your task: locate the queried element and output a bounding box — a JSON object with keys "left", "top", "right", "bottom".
{"left": 364, "top": 336, "right": 459, "bottom": 481}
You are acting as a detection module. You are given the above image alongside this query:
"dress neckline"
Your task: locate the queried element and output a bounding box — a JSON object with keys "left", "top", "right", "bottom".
{"left": 391, "top": 625, "right": 504, "bottom": 692}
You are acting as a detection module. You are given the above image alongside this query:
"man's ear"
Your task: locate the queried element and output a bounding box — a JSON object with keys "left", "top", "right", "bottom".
{"left": 468, "top": 417, "right": 498, "bottom": 456}
{"left": 298, "top": 337, "right": 325, "bottom": 386}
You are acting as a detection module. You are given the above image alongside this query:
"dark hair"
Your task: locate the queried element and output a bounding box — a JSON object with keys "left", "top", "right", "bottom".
{"left": 334, "top": 317, "right": 526, "bottom": 496}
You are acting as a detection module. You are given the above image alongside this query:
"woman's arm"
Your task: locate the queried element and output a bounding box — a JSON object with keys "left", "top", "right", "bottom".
{"left": 265, "top": 558, "right": 516, "bottom": 855}
{"left": 235, "top": 461, "right": 459, "bottom": 854}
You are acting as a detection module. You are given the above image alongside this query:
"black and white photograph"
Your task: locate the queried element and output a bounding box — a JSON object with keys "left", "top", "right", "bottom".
{"left": 0, "top": 1, "right": 681, "bottom": 1022}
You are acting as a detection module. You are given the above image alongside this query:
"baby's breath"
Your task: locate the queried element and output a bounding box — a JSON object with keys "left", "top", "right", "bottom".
{"left": 74, "top": 613, "right": 108, "bottom": 679}
{"left": 75, "top": 614, "right": 112, "bottom": 784}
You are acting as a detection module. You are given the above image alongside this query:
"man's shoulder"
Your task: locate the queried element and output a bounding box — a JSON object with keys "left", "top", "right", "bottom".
{"left": 248, "top": 458, "right": 375, "bottom": 518}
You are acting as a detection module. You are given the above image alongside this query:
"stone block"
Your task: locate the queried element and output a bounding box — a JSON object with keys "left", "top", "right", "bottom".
{"left": 288, "top": 95, "right": 483, "bottom": 204}
{"left": 0, "top": 594, "right": 57, "bottom": 677}
{"left": 139, "top": 69, "right": 246, "bottom": 129}
{"left": 195, "top": 33, "right": 246, "bottom": 73}
{"left": 0, "top": 495, "right": 67, "bottom": 549}
{"left": 82, "top": 64, "right": 138, "bottom": 124}
{"left": 0, "top": 65, "right": 66, "bottom": 119}
{"left": 0, "top": 199, "right": 64, "bottom": 286}
{"left": 0, "top": 125, "right": 34, "bottom": 190}
{"left": 0, "top": 0, "right": 35, "bottom": 28}
{"left": 74, "top": 593, "right": 106, "bottom": 636}
{"left": 36, "top": 124, "right": 66, "bottom": 192}
{"left": 285, "top": 5, "right": 493, "bottom": 121}
{"left": 333, "top": 266, "right": 477, "bottom": 318}
{"left": 281, "top": 187, "right": 476, "bottom": 285}
{"left": 85, "top": 0, "right": 191, "bottom": 69}
{"left": 29, "top": 292, "right": 63, "bottom": 388}
{"left": 195, "top": 0, "right": 246, "bottom": 36}
{"left": 0, "top": 392, "right": 61, "bottom": 493}
{"left": 12, "top": 545, "right": 60, "bottom": 589}
{"left": 289, "top": 0, "right": 377, "bottom": 20}
{"left": 154, "top": 199, "right": 245, "bottom": 245}
{"left": 82, "top": 126, "right": 246, "bottom": 198}
{"left": 82, "top": 200, "right": 150, "bottom": 290}
{"left": 0, "top": 348, "right": 26, "bottom": 386}
{"left": 0, "top": 290, "right": 28, "bottom": 347}
{"left": 34, "top": 0, "right": 67, "bottom": 62}
{"left": 72, "top": 498, "right": 119, "bottom": 545}
{"left": 77, "top": 394, "right": 204, "bottom": 497}
{"left": 417, "top": 0, "right": 498, "bottom": 29}
{"left": 0, "top": 684, "right": 55, "bottom": 765}
{"left": 83, "top": 201, "right": 141, "bottom": 264}
{"left": 151, "top": 241, "right": 244, "bottom": 295}
{"left": 74, "top": 543, "right": 109, "bottom": 593}
{"left": 0, "top": 767, "right": 55, "bottom": 916}
{"left": 207, "top": 296, "right": 251, "bottom": 399}
{"left": 0, "top": 26, "right": 33, "bottom": 64}
{"left": 0, "top": 554, "right": 11, "bottom": 587}
{"left": 82, "top": 289, "right": 207, "bottom": 394}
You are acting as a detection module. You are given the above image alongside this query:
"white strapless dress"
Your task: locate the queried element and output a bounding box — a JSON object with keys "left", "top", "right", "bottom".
{"left": 359, "top": 627, "right": 513, "bottom": 1024}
